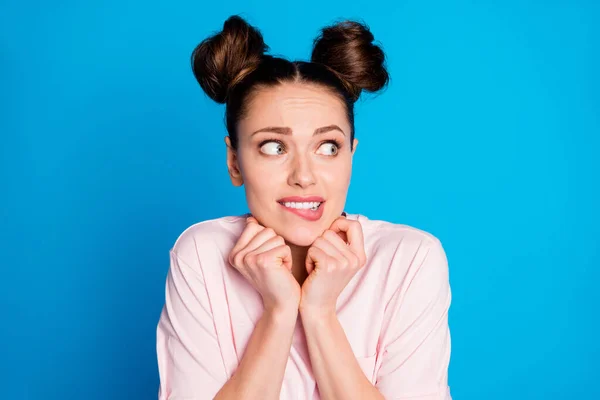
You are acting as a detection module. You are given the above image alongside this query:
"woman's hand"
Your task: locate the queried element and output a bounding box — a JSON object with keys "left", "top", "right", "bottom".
{"left": 299, "top": 216, "right": 367, "bottom": 316}
{"left": 229, "top": 216, "right": 301, "bottom": 313}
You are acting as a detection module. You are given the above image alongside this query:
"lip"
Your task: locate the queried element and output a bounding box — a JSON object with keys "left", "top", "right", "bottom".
{"left": 277, "top": 196, "right": 325, "bottom": 203}
{"left": 277, "top": 196, "right": 326, "bottom": 222}
{"left": 278, "top": 201, "right": 325, "bottom": 221}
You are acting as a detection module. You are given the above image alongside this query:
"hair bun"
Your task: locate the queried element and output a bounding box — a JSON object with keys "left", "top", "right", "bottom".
{"left": 191, "top": 15, "right": 268, "bottom": 103}
{"left": 311, "top": 20, "right": 389, "bottom": 101}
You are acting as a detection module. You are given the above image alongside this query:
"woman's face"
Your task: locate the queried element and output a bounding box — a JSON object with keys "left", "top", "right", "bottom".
{"left": 226, "top": 82, "right": 358, "bottom": 246}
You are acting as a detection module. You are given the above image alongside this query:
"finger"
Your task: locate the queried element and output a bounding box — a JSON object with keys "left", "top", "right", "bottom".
{"left": 322, "top": 229, "right": 355, "bottom": 255}
{"left": 329, "top": 216, "right": 348, "bottom": 242}
{"left": 322, "top": 229, "right": 349, "bottom": 249}
{"left": 261, "top": 244, "right": 292, "bottom": 271}
{"left": 242, "top": 227, "right": 278, "bottom": 255}
{"left": 233, "top": 227, "right": 277, "bottom": 270}
{"left": 329, "top": 218, "right": 365, "bottom": 260}
{"left": 249, "top": 235, "right": 285, "bottom": 255}
{"left": 313, "top": 235, "right": 346, "bottom": 261}
{"left": 305, "top": 245, "right": 327, "bottom": 275}
{"left": 229, "top": 221, "right": 264, "bottom": 264}
{"left": 314, "top": 234, "right": 353, "bottom": 270}
{"left": 323, "top": 230, "right": 361, "bottom": 270}
{"left": 242, "top": 243, "right": 292, "bottom": 284}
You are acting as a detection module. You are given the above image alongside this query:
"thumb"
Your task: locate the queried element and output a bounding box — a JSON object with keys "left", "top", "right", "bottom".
{"left": 282, "top": 251, "right": 293, "bottom": 272}
{"left": 274, "top": 245, "right": 293, "bottom": 272}
{"left": 305, "top": 247, "right": 316, "bottom": 275}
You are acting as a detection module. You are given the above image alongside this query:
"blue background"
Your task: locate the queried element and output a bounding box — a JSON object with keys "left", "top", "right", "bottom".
{"left": 1, "top": 0, "right": 598, "bottom": 399}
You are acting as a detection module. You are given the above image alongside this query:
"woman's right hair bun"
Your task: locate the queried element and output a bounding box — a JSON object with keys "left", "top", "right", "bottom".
{"left": 311, "top": 20, "right": 389, "bottom": 101}
{"left": 191, "top": 15, "right": 268, "bottom": 104}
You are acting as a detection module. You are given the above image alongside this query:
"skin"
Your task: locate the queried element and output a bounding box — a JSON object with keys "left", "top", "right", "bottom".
{"left": 219, "top": 81, "right": 383, "bottom": 399}
{"left": 225, "top": 81, "right": 358, "bottom": 284}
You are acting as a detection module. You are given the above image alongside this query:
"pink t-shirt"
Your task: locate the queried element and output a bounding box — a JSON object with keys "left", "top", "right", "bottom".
{"left": 156, "top": 213, "right": 452, "bottom": 399}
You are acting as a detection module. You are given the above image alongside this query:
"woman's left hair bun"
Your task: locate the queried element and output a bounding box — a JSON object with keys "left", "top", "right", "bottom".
{"left": 191, "top": 15, "right": 268, "bottom": 104}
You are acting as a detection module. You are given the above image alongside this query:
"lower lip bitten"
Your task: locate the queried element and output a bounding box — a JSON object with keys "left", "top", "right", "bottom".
{"left": 278, "top": 201, "right": 325, "bottom": 221}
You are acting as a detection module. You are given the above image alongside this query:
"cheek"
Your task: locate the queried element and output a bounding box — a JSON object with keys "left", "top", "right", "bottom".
{"left": 240, "top": 155, "right": 283, "bottom": 185}
{"left": 241, "top": 162, "right": 287, "bottom": 212}
{"left": 320, "top": 161, "right": 352, "bottom": 189}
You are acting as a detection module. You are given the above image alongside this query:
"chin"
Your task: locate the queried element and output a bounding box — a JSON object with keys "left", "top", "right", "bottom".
{"left": 281, "top": 225, "right": 320, "bottom": 247}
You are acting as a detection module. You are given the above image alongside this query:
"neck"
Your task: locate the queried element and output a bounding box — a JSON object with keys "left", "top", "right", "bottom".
{"left": 288, "top": 242, "right": 310, "bottom": 286}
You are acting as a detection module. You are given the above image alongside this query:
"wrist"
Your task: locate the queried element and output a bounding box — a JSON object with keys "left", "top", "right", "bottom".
{"left": 263, "top": 304, "right": 299, "bottom": 325}
{"left": 299, "top": 304, "right": 337, "bottom": 323}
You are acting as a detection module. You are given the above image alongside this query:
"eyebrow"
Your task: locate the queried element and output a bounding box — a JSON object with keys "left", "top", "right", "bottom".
{"left": 250, "top": 124, "right": 346, "bottom": 137}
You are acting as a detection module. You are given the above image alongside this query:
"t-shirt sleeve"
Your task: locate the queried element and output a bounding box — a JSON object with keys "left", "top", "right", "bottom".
{"left": 156, "top": 249, "right": 228, "bottom": 400}
{"left": 375, "top": 238, "right": 452, "bottom": 400}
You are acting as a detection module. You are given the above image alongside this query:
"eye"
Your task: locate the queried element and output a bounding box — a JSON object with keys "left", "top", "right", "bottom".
{"left": 316, "top": 141, "right": 339, "bottom": 156}
{"left": 260, "top": 140, "right": 285, "bottom": 155}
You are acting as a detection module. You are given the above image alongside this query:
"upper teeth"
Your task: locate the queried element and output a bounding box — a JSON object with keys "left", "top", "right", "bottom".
{"left": 283, "top": 202, "right": 321, "bottom": 209}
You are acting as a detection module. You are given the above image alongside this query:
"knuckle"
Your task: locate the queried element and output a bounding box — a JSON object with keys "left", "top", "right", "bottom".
{"left": 233, "top": 252, "right": 244, "bottom": 267}
{"left": 243, "top": 252, "right": 256, "bottom": 266}
{"left": 323, "top": 230, "right": 336, "bottom": 240}
{"left": 263, "top": 227, "right": 275, "bottom": 236}
{"left": 341, "top": 258, "right": 350, "bottom": 268}
{"left": 326, "top": 256, "right": 337, "bottom": 269}
{"left": 255, "top": 253, "right": 268, "bottom": 267}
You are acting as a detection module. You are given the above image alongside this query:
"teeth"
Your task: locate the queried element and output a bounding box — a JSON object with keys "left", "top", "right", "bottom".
{"left": 283, "top": 201, "right": 322, "bottom": 210}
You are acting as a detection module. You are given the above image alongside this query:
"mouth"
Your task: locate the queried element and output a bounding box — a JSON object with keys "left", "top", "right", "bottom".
{"left": 277, "top": 196, "right": 325, "bottom": 221}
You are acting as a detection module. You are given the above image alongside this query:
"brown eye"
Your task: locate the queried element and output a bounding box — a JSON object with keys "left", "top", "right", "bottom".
{"left": 316, "top": 142, "right": 339, "bottom": 156}
{"left": 260, "top": 141, "right": 285, "bottom": 155}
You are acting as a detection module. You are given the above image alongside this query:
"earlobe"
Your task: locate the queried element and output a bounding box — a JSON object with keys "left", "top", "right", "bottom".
{"left": 229, "top": 172, "right": 244, "bottom": 187}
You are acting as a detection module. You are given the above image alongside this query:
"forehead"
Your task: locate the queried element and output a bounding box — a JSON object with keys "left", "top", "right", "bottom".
{"left": 238, "top": 82, "right": 350, "bottom": 135}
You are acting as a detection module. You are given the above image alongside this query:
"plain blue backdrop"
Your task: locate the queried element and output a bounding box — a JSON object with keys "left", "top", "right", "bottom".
{"left": 1, "top": 0, "right": 598, "bottom": 399}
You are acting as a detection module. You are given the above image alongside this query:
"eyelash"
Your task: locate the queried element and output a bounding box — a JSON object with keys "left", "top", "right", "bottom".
{"left": 258, "top": 139, "right": 343, "bottom": 154}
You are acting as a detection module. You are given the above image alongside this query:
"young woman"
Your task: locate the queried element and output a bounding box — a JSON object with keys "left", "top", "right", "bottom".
{"left": 156, "top": 15, "right": 452, "bottom": 400}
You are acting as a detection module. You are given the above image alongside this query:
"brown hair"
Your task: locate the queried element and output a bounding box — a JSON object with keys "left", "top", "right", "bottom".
{"left": 191, "top": 15, "right": 389, "bottom": 149}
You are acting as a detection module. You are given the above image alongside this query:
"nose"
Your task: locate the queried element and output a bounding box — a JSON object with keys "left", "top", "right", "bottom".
{"left": 287, "top": 153, "right": 316, "bottom": 188}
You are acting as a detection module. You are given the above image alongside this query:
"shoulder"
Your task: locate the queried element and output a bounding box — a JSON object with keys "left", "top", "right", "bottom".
{"left": 352, "top": 213, "right": 444, "bottom": 250}
{"left": 169, "top": 214, "right": 248, "bottom": 268}
{"left": 350, "top": 213, "right": 449, "bottom": 285}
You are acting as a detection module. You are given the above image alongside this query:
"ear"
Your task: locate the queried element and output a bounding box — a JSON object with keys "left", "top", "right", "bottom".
{"left": 225, "top": 136, "right": 244, "bottom": 186}
{"left": 352, "top": 138, "right": 359, "bottom": 156}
